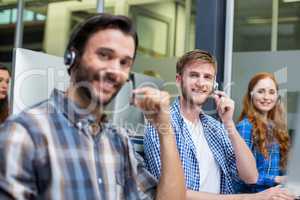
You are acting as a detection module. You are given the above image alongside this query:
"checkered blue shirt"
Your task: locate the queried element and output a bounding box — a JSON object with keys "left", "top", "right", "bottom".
{"left": 144, "top": 97, "right": 239, "bottom": 194}
{"left": 236, "top": 118, "right": 281, "bottom": 192}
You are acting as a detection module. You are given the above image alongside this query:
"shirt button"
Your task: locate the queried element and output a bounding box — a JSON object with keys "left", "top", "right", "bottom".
{"left": 98, "top": 178, "right": 102, "bottom": 184}
{"left": 77, "top": 122, "right": 82, "bottom": 129}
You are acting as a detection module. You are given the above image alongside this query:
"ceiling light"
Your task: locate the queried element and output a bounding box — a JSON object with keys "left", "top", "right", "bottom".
{"left": 283, "top": 0, "right": 300, "bottom": 3}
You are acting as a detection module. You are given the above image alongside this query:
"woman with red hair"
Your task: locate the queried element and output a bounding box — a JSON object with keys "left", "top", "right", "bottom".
{"left": 0, "top": 64, "right": 10, "bottom": 124}
{"left": 236, "top": 72, "right": 290, "bottom": 193}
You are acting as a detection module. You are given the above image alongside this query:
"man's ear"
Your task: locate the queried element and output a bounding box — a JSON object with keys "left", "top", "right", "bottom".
{"left": 175, "top": 74, "right": 181, "bottom": 89}
{"left": 176, "top": 73, "right": 181, "bottom": 83}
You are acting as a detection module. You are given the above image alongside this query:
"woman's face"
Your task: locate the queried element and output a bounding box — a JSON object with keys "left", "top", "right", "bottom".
{"left": 251, "top": 77, "right": 278, "bottom": 115}
{"left": 0, "top": 69, "right": 10, "bottom": 100}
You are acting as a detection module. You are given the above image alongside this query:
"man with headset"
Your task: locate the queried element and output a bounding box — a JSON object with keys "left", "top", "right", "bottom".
{"left": 0, "top": 14, "right": 185, "bottom": 199}
{"left": 144, "top": 50, "right": 295, "bottom": 199}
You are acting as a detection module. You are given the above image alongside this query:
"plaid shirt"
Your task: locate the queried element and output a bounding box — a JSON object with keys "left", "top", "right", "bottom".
{"left": 236, "top": 118, "right": 281, "bottom": 192}
{"left": 144, "top": 97, "right": 239, "bottom": 194}
{"left": 0, "top": 89, "right": 157, "bottom": 200}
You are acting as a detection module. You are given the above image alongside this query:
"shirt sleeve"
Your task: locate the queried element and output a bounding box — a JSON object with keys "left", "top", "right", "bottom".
{"left": 125, "top": 131, "right": 158, "bottom": 200}
{"left": 236, "top": 120, "right": 254, "bottom": 150}
{"left": 143, "top": 122, "right": 162, "bottom": 180}
{"left": 236, "top": 120, "right": 276, "bottom": 187}
{"left": 256, "top": 174, "right": 276, "bottom": 186}
{"left": 0, "top": 120, "right": 38, "bottom": 200}
{"left": 222, "top": 124, "right": 240, "bottom": 183}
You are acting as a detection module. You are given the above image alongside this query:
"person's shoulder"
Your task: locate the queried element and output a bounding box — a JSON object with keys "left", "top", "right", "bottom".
{"left": 236, "top": 117, "right": 252, "bottom": 129}
{"left": 10, "top": 99, "right": 52, "bottom": 122}
{"left": 201, "top": 113, "right": 223, "bottom": 128}
{"left": 0, "top": 100, "right": 51, "bottom": 140}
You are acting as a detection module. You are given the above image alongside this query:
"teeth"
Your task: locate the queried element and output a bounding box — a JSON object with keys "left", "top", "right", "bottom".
{"left": 192, "top": 90, "right": 207, "bottom": 93}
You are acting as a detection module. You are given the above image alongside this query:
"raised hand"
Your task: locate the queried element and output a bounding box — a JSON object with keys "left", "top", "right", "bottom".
{"left": 213, "top": 90, "right": 235, "bottom": 125}
{"left": 132, "top": 87, "right": 171, "bottom": 133}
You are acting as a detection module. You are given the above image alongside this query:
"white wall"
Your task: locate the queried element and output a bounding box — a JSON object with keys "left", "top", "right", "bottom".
{"left": 231, "top": 50, "right": 300, "bottom": 128}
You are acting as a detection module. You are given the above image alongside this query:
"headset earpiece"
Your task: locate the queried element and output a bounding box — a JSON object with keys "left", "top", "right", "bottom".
{"left": 277, "top": 94, "right": 281, "bottom": 103}
{"left": 64, "top": 48, "right": 76, "bottom": 66}
{"left": 213, "top": 80, "right": 218, "bottom": 92}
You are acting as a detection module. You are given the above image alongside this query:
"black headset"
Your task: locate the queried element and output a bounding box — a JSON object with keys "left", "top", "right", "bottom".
{"left": 63, "top": 16, "right": 96, "bottom": 74}
{"left": 63, "top": 14, "right": 109, "bottom": 74}
{"left": 64, "top": 47, "right": 77, "bottom": 67}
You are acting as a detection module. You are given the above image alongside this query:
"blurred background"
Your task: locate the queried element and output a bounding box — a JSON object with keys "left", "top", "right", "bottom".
{"left": 1, "top": 0, "right": 300, "bottom": 136}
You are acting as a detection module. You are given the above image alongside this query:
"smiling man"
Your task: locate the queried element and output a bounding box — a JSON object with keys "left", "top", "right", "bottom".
{"left": 144, "top": 49, "right": 295, "bottom": 200}
{"left": 0, "top": 14, "right": 185, "bottom": 200}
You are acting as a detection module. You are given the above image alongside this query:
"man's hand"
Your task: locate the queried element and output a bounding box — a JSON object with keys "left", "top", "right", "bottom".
{"left": 133, "top": 87, "right": 171, "bottom": 132}
{"left": 213, "top": 91, "right": 235, "bottom": 125}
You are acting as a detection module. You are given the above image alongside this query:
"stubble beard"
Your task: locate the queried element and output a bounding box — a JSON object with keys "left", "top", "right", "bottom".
{"left": 72, "top": 64, "right": 123, "bottom": 110}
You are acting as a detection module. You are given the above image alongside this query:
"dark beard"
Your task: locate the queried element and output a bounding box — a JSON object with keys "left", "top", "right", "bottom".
{"left": 72, "top": 63, "right": 123, "bottom": 108}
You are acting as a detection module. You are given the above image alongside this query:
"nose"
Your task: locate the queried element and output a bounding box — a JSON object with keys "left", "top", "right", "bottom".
{"left": 0, "top": 82, "right": 8, "bottom": 90}
{"left": 107, "top": 60, "right": 128, "bottom": 81}
{"left": 263, "top": 92, "right": 274, "bottom": 100}
{"left": 195, "top": 76, "right": 211, "bottom": 87}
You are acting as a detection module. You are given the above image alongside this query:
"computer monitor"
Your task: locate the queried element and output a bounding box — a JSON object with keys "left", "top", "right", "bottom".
{"left": 11, "top": 48, "right": 69, "bottom": 115}
{"left": 285, "top": 95, "right": 300, "bottom": 197}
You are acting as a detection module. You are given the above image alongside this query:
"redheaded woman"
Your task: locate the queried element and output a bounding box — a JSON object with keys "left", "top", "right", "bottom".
{"left": 236, "top": 72, "right": 290, "bottom": 192}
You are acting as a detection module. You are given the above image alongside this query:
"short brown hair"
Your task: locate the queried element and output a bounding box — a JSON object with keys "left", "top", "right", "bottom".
{"left": 176, "top": 49, "right": 217, "bottom": 75}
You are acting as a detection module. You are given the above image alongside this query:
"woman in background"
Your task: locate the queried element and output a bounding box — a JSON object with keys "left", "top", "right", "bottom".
{"left": 0, "top": 64, "right": 10, "bottom": 124}
{"left": 236, "top": 72, "right": 290, "bottom": 193}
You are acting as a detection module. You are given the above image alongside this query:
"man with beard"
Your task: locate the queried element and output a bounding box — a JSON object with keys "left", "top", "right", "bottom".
{"left": 0, "top": 14, "right": 185, "bottom": 200}
{"left": 144, "top": 49, "right": 295, "bottom": 200}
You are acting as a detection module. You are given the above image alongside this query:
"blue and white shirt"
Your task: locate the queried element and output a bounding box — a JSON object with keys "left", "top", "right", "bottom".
{"left": 144, "top": 97, "right": 239, "bottom": 194}
{"left": 236, "top": 118, "right": 282, "bottom": 192}
{"left": 0, "top": 89, "right": 157, "bottom": 200}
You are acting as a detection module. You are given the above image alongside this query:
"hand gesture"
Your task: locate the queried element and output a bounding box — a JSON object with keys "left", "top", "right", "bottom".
{"left": 132, "top": 87, "right": 171, "bottom": 132}
{"left": 213, "top": 91, "right": 235, "bottom": 125}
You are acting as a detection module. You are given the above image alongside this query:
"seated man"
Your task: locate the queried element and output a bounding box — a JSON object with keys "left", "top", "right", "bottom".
{"left": 144, "top": 49, "right": 295, "bottom": 200}
{"left": 0, "top": 13, "right": 185, "bottom": 200}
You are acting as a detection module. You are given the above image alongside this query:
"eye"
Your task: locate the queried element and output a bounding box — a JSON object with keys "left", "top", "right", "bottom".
{"left": 257, "top": 89, "right": 265, "bottom": 94}
{"left": 97, "top": 50, "right": 112, "bottom": 61}
{"left": 120, "top": 58, "right": 133, "bottom": 69}
{"left": 204, "top": 74, "right": 214, "bottom": 81}
{"left": 189, "top": 73, "right": 199, "bottom": 78}
{"left": 269, "top": 89, "right": 276, "bottom": 95}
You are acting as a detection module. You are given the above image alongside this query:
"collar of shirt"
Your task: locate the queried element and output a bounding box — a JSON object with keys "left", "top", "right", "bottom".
{"left": 50, "top": 89, "right": 106, "bottom": 136}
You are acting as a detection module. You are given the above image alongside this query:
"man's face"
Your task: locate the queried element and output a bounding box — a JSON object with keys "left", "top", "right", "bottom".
{"left": 73, "top": 28, "right": 135, "bottom": 106}
{"left": 176, "top": 61, "right": 215, "bottom": 107}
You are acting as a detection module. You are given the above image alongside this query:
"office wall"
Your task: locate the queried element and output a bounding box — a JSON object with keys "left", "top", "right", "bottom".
{"left": 133, "top": 55, "right": 179, "bottom": 97}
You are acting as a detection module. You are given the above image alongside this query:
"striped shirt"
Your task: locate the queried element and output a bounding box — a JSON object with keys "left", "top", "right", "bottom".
{"left": 0, "top": 89, "right": 157, "bottom": 200}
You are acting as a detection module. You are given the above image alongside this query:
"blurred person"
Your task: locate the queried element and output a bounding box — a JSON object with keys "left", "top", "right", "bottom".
{"left": 236, "top": 72, "right": 290, "bottom": 193}
{"left": 0, "top": 64, "right": 10, "bottom": 124}
{"left": 0, "top": 13, "right": 185, "bottom": 200}
{"left": 144, "top": 50, "right": 295, "bottom": 200}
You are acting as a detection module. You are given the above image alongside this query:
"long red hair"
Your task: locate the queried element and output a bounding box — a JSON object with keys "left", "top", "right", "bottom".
{"left": 239, "top": 72, "right": 290, "bottom": 169}
{"left": 0, "top": 65, "right": 10, "bottom": 124}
